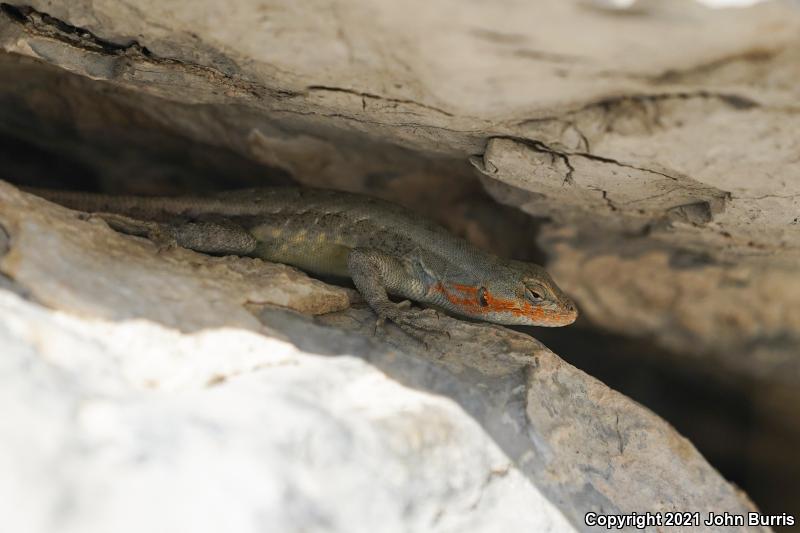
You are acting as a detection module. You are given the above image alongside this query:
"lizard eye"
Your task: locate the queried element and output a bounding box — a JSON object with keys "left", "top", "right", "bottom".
{"left": 525, "top": 287, "right": 544, "bottom": 303}
{"left": 478, "top": 287, "right": 489, "bottom": 307}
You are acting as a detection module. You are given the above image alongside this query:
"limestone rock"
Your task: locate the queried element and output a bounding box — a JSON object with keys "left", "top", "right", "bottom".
{"left": 0, "top": 182, "right": 767, "bottom": 532}
{"left": 1, "top": 0, "right": 798, "bottom": 529}
{"left": 0, "top": 290, "right": 575, "bottom": 533}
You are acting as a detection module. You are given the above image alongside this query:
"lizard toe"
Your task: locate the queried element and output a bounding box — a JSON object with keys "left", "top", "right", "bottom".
{"left": 395, "top": 300, "right": 413, "bottom": 310}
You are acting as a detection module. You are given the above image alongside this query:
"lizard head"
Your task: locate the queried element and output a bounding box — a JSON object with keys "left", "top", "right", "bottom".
{"left": 435, "top": 260, "right": 578, "bottom": 327}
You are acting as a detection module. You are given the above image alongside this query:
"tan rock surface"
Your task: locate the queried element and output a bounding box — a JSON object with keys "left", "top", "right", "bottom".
{"left": 2, "top": 0, "right": 799, "bottom": 529}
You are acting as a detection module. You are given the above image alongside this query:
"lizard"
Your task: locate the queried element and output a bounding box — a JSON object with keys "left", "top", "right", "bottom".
{"left": 24, "top": 186, "right": 578, "bottom": 337}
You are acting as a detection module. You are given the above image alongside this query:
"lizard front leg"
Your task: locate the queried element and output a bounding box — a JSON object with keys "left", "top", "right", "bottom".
{"left": 347, "top": 248, "right": 447, "bottom": 341}
{"left": 86, "top": 212, "right": 258, "bottom": 255}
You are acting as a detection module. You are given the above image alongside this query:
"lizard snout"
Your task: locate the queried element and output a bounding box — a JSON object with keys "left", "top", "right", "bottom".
{"left": 562, "top": 299, "right": 579, "bottom": 324}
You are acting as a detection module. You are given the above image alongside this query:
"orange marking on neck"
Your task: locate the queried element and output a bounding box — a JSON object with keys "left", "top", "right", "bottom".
{"left": 433, "top": 282, "right": 481, "bottom": 311}
{"left": 449, "top": 283, "right": 478, "bottom": 296}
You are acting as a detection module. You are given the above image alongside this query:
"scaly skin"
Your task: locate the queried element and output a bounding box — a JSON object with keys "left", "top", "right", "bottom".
{"left": 25, "top": 187, "right": 578, "bottom": 333}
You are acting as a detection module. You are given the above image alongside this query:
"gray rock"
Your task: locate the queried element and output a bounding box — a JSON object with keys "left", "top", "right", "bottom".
{"left": 2, "top": 0, "right": 799, "bottom": 529}
{"left": 0, "top": 182, "right": 768, "bottom": 532}
{"left": 1, "top": 0, "right": 799, "bottom": 382}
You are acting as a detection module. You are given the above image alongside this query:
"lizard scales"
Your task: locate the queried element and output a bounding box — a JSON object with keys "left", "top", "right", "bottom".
{"left": 27, "top": 187, "right": 578, "bottom": 333}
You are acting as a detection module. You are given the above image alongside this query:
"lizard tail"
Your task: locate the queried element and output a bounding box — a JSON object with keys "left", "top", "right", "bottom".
{"left": 20, "top": 187, "right": 232, "bottom": 217}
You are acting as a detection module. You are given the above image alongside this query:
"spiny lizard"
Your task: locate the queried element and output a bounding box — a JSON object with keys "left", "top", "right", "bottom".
{"left": 26, "top": 187, "right": 578, "bottom": 336}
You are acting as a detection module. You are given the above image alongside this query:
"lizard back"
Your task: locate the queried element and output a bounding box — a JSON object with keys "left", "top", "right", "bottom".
{"left": 27, "top": 187, "right": 490, "bottom": 279}
{"left": 222, "top": 188, "right": 486, "bottom": 278}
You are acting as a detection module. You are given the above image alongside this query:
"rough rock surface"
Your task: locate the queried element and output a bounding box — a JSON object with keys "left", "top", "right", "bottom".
{"left": 1, "top": 0, "right": 799, "bottom": 530}
{"left": 1, "top": 0, "right": 799, "bottom": 382}
{"left": 0, "top": 183, "right": 767, "bottom": 531}
{"left": 543, "top": 228, "right": 800, "bottom": 382}
{"left": 1, "top": 292, "right": 576, "bottom": 533}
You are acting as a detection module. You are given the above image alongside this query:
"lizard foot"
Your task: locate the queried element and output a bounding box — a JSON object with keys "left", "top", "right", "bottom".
{"left": 373, "top": 300, "right": 415, "bottom": 330}
{"left": 373, "top": 302, "right": 451, "bottom": 346}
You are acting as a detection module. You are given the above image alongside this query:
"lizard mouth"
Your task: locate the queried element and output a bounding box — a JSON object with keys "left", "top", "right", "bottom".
{"left": 510, "top": 301, "right": 577, "bottom": 327}
{"left": 530, "top": 307, "right": 579, "bottom": 327}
